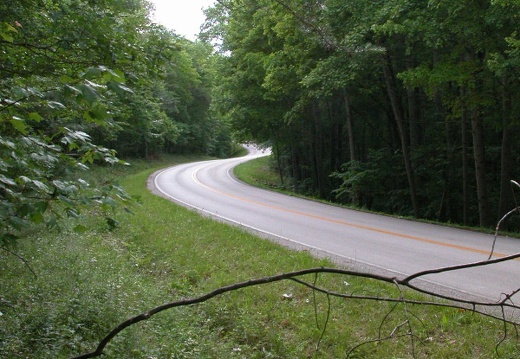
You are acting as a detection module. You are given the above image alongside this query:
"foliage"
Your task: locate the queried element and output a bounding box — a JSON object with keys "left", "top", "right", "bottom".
{"left": 1, "top": 0, "right": 234, "bottom": 244}
{"left": 203, "top": 0, "right": 520, "bottom": 228}
{"left": 1, "top": 160, "right": 518, "bottom": 358}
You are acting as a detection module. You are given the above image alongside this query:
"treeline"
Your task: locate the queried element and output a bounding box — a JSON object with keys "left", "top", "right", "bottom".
{"left": 0, "top": 0, "right": 231, "bottom": 242}
{"left": 1, "top": 0, "right": 232, "bottom": 160}
{"left": 204, "top": 0, "right": 520, "bottom": 228}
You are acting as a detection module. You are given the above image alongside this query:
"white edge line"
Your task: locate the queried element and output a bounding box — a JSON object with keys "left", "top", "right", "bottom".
{"left": 153, "top": 166, "right": 494, "bottom": 303}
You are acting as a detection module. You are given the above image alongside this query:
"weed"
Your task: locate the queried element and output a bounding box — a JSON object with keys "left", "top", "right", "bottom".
{"left": 1, "top": 154, "right": 518, "bottom": 358}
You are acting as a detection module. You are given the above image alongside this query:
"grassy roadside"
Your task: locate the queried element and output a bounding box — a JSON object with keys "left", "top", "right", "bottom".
{"left": 1, "top": 154, "right": 518, "bottom": 358}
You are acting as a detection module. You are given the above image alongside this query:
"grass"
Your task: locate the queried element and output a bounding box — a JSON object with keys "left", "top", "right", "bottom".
{"left": 1, "top": 153, "right": 519, "bottom": 358}
{"left": 234, "top": 155, "right": 283, "bottom": 190}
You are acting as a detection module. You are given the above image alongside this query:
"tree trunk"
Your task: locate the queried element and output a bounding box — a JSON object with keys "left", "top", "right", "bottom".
{"left": 343, "top": 89, "right": 356, "bottom": 163}
{"left": 274, "top": 139, "right": 285, "bottom": 186}
{"left": 470, "top": 98, "right": 492, "bottom": 227}
{"left": 406, "top": 56, "right": 420, "bottom": 152}
{"left": 312, "top": 100, "right": 326, "bottom": 198}
{"left": 437, "top": 91, "right": 457, "bottom": 222}
{"left": 291, "top": 145, "right": 300, "bottom": 193}
{"left": 460, "top": 87, "right": 470, "bottom": 226}
{"left": 382, "top": 53, "right": 420, "bottom": 218}
{"left": 498, "top": 83, "right": 514, "bottom": 222}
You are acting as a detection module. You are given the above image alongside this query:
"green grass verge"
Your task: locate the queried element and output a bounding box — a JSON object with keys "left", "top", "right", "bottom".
{"left": 1, "top": 154, "right": 518, "bottom": 358}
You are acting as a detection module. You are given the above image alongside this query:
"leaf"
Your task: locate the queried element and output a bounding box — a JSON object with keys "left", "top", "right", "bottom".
{"left": 83, "top": 106, "right": 111, "bottom": 124}
{"left": 79, "top": 82, "right": 104, "bottom": 103}
{"left": 0, "top": 138, "right": 16, "bottom": 150}
{"left": 47, "top": 101, "right": 66, "bottom": 109}
{"left": 77, "top": 178, "right": 90, "bottom": 188}
{"left": 8, "top": 217, "right": 26, "bottom": 231}
{"left": 10, "top": 117, "right": 28, "bottom": 134}
{"left": 31, "top": 180, "right": 50, "bottom": 192}
{"left": 0, "top": 175, "right": 16, "bottom": 187}
{"left": 65, "top": 207, "right": 80, "bottom": 218}
{"left": 28, "top": 112, "right": 43, "bottom": 122}
{"left": 0, "top": 233, "right": 18, "bottom": 247}
{"left": 82, "top": 66, "right": 104, "bottom": 79}
{"left": 33, "top": 201, "right": 49, "bottom": 214}
{"left": 30, "top": 212, "right": 45, "bottom": 225}
{"left": 0, "top": 31, "right": 14, "bottom": 42}
{"left": 59, "top": 75, "right": 75, "bottom": 84}
{"left": 105, "top": 217, "right": 119, "bottom": 230}
{"left": 64, "top": 84, "right": 82, "bottom": 96}
{"left": 46, "top": 216, "right": 58, "bottom": 229}
{"left": 73, "top": 224, "right": 88, "bottom": 233}
{"left": 0, "top": 22, "right": 17, "bottom": 43}
{"left": 107, "top": 81, "right": 134, "bottom": 96}
{"left": 103, "top": 68, "right": 126, "bottom": 83}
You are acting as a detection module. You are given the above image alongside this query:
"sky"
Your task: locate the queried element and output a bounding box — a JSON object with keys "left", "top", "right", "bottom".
{"left": 148, "top": 0, "right": 216, "bottom": 40}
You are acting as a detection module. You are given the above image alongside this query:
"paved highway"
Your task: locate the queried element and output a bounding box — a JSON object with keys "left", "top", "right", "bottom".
{"left": 149, "top": 145, "right": 520, "bottom": 313}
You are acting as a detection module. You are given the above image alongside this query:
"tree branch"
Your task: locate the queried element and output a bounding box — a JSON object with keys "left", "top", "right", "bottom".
{"left": 71, "top": 261, "right": 520, "bottom": 358}
{"left": 0, "top": 246, "right": 37, "bottom": 278}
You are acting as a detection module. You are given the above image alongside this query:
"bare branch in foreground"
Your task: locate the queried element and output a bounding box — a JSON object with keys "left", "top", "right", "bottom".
{"left": 0, "top": 246, "right": 37, "bottom": 278}
{"left": 489, "top": 206, "right": 520, "bottom": 260}
{"left": 489, "top": 180, "right": 520, "bottom": 259}
{"left": 71, "top": 259, "right": 520, "bottom": 359}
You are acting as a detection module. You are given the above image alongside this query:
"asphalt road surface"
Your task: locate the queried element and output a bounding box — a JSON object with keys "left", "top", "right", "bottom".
{"left": 150, "top": 145, "right": 520, "bottom": 317}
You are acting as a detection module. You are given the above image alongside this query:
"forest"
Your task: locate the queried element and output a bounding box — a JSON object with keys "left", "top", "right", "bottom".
{"left": 2, "top": 0, "right": 520, "bottom": 244}
{"left": 0, "top": 0, "right": 234, "bottom": 242}
{"left": 2, "top": 1, "right": 520, "bottom": 357}
{"left": 203, "top": 0, "right": 520, "bottom": 229}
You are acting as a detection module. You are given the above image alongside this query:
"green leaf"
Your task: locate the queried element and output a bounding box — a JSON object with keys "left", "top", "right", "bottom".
{"left": 46, "top": 216, "right": 58, "bottom": 229}
{"left": 64, "top": 84, "right": 82, "bottom": 96}
{"left": 28, "top": 112, "right": 43, "bottom": 122}
{"left": 0, "top": 175, "right": 16, "bottom": 187}
{"left": 9, "top": 217, "right": 26, "bottom": 231}
{"left": 79, "top": 82, "right": 103, "bottom": 103}
{"left": 10, "top": 117, "right": 28, "bottom": 134}
{"left": 0, "top": 31, "right": 14, "bottom": 42}
{"left": 73, "top": 224, "right": 88, "bottom": 233}
{"left": 107, "top": 81, "right": 134, "bottom": 96}
{"left": 0, "top": 233, "right": 18, "bottom": 247}
{"left": 0, "top": 138, "right": 16, "bottom": 150}
{"left": 30, "top": 212, "right": 45, "bottom": 225}
{"left": 34, "top": 201, "right": 49, "bottom": 213}
{"left": 82, "top": 66, "right": 104, "bottom": 79}
{"left": 47, "top": 101, "right": 66, "bottom": 109}
{"left": 105, "top": 217, "right": 119, "bottom": 230}
{"left": 0, "top": 22, "right": 17, "bottom": 43}
{"left": 59, "top": 75, "right": 75, "bottom": 84}
{"left": 31, "top": 180, "right": 50, "bottom": 192}
{"left": 65, "top": 207, "right": 80, "bottom": 218}
{"left": 83, "top": 105, "right": 111, "bottom": 124}
{"left": 103, "top": 68, "right": 126, "bottom": 83}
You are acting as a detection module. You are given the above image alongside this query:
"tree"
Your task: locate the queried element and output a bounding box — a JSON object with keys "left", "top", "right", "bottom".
{"left": 205, "top": 0, "right": 520, "bottom": 227}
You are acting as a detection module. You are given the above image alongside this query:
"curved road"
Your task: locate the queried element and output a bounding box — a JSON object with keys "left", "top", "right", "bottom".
{"left": 150, "top": 145, "right": 520, "bottom": 313}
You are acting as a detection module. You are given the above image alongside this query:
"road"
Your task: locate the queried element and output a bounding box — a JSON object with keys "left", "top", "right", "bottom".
{"left": 150, "top": 145, "right": 520, "bottom": 314}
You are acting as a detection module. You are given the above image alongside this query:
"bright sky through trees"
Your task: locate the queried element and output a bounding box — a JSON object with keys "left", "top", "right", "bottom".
{"left": 148, "top": 0, "right": 215, "bottom": 40}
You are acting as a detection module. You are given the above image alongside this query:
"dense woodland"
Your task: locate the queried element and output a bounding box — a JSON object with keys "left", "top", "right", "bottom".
{"left": 0, "top": 0, "right": 233, "bottom": 242}
{"left": 2, "top": 0, "right": 520, "bottom": 244}
{"left": 203, "top": 0, "right": 520, "bottom": 229}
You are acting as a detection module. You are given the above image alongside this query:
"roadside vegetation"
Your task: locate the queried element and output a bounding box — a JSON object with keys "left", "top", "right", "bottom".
{"left": 204, "top": 0, "right": 520, "bottom": 230}
{"left": 2, "top": 0, "right": 520, "bottom": 357}
{"left": 1, "top": 157, "right": 519, "bottom": 358}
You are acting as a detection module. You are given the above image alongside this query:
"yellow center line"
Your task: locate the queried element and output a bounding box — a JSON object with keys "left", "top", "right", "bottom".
{"left": 197, "top": 171, "right": 512, "bottom": 260}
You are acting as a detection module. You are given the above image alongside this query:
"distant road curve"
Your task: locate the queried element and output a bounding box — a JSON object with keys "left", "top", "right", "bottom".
{"left": 149, "top": 145, "right": 520, "bottom": 313}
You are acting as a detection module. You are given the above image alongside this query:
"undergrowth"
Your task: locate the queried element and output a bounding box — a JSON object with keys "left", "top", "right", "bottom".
{"left": 1, "top": 154, "right": 518, "bottom": 358}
